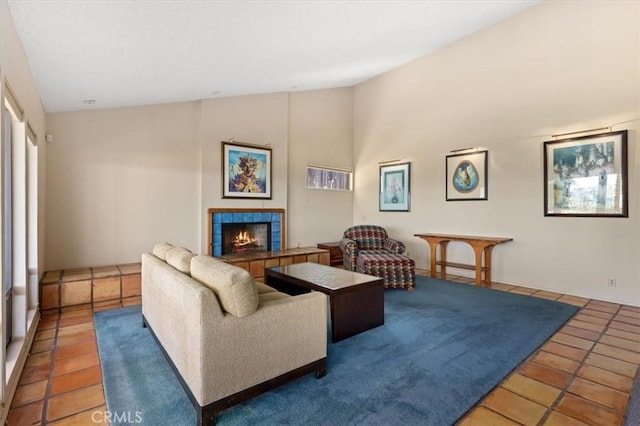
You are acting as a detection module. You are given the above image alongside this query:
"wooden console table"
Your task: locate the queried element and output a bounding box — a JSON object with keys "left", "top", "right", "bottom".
{"left": 414, "top": 233, "right": 513, "bottom": 286}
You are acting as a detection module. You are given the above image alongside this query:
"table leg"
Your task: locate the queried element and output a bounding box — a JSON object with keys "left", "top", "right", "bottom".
{"left": 472, "top": 244, "right": 485, "bottom": 286}
{"left": 439, "top": 241, "right": 449, "bottom": 279}
{"left": 428, "top": 241, "right": 439, "bottom": 278}
{"left": 483, "top": 245, "right": 495, "bottom": 286}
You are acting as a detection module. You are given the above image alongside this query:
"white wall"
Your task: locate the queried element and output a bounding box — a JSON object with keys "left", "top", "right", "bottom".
{"left": 46, "top": 102, "right": 201, "bottom": 268}
{"left": 353, "top": 0, "right": 640, "bottom": 305}
{"left": 287, "top": 88, "right": 354, "bottom": 247}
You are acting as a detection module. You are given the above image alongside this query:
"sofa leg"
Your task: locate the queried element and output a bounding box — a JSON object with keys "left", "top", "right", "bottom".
{"left": 142, "top": 316, "right": 147, "bottom": 328}
{"left": 315, "top": 358, "right": 327, "bottom": 378}
{"left": 198, "top": 407, "right": 216, "bottom": 426}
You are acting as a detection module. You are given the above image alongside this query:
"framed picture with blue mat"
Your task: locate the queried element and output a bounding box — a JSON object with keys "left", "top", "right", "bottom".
{"left": 446, "top": 149, "right": 488, "bottom": 201}
{"left": 379, "top": 161, "right": 410, "bottom": 211}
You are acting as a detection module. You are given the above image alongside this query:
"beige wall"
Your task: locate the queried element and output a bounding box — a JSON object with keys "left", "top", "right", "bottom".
{"left": 46, "top": 102, "right": 201, "bottom": 268}
{"left": 45, "top": 90, "right": 352, "bottom": 267}
{"left": 287, "top": 88, "right": 354, "bottom": 247}
{"left": 198, "top": 94, "right": 289, "bottom": 254}
{"left": 353, "top": 0, "right": 640, "bottom": 305}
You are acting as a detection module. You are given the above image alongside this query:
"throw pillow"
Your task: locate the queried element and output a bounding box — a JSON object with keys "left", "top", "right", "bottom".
{"left": 165, "top": 247, "right": 195, "bottom": 275}
{"left": 152, "top": 242, "right": 174, "bottom": 261}
{"left": 190, "top": 255, "right": 259, "bottom": 317}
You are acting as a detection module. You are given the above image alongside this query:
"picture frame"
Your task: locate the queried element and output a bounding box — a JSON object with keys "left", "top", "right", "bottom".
{"left": 222, "top": 141, "right": 272, "bottom": 199}
{"left": 445, "top": 150, "right": 488, "bottom": 201}
{"left": 379, "top": 162, "right": 410, "bottom": 212}
{"left": 543, "top": 130, "right": 628, "bottom": 217}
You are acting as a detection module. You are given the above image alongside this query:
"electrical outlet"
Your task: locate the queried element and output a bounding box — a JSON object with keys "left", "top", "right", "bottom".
{"left": 608, "top": 277, "right": 616, "bottom": 287}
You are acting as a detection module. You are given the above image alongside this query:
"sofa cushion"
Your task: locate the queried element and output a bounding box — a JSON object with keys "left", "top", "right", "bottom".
{"left": 166, "top": 247, "right": 195, "bottom": 274}
{"left": 190, "top": 255, "right": 259, "bottom": 317}
{"left": 255, "top": 282, "right": 278, "bottom": 294}
{"left": 152, "top": 242, "right": 174, "bottom": 261}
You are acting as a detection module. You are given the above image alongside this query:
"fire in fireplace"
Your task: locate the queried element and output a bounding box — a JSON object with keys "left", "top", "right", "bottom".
{"left": 222, "top": 222, "right": 271, "bottom": 255}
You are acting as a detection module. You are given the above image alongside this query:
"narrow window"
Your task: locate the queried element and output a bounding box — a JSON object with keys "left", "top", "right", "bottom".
{"left": 306, "top": 165, "right": 353, "bottom": 191}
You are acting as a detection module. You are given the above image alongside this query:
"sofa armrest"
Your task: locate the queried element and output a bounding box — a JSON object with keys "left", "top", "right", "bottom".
{"left": 340, "top": 238, "right": 358, "bottom": 270}
{"left": 200, "top": 291, "right": 328, "bottom": 405}
{"left": 384, "top": 238, "right": 406, "bottom": 254}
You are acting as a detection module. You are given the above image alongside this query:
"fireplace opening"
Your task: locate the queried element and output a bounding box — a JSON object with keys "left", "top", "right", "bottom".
{"left": 222, "top": 222, "right": 271, "bottom": 255}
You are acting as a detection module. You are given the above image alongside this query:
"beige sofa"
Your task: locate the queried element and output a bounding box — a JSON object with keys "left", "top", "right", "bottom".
{"left": 141, "top": 243, "right": 328, "bottom": 425}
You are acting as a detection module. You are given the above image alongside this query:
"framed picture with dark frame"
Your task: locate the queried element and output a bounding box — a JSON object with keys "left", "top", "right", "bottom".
{"left": 222, "top": 141, "right": 272, "bottom": 199}
{"left": 379, "top": 162, "right": 410, "bottom": 212}
{"left": 543, "top": 130, "right": 628, "bottom": 217}
{"left": 445, "top": 150, "right": 488, "bottom": 201}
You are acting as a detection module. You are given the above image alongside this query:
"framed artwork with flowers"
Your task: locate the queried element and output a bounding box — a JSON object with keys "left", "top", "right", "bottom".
{"left": 379, "top": 162, "right": 410, "bottom": 212}
{"left": 222, "top": 141, "right": 272, "bottom": 199}
{"left": 445, "top": 150, "right": 488, "bottom": 201}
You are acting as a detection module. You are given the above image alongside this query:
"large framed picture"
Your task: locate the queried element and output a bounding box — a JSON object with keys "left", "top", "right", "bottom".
{"left": 445, "top": 150, "right": 488, "bottom": 201}
{"left": 543, "top": 130, "right": 628, "bottom": 217}
{"left": 379, "top": 162, "right": 410, "bottom": 211}
{"left": 222, "top": 141, "right": 272, "bottom": 199}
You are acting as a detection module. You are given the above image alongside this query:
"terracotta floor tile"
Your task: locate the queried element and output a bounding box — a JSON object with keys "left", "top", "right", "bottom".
{"left": 490, "top": 282, "right": 516, "bottom": 291}
{"left": 585, "top": 353, "right": 637, "bottom": 378}
{"left": 31, "top": 339, "right": 55, "bottom": 356}
{"left": 19, "top": 363, "right": 51, "bottom": 385}
{"left": 60, "top": 308, "right": 93, "bottom": 319}
{"left": 619, "top": 307, "right": 640, "bottom": 317}
{"left": 38, "top": 318, "right": 59, "bottom": 330}
{"left": 459, "top": 406, "right": 520, "bottom": 426}
{"left": 556, "top": 393, "right": 623, "bottom": 425}
{"left": 46, "top": 383, "right": 104, "bottom": 422}
{"left": 561, "top": 325, "right": 601, "bottom": 341}
{"left": 532, "top": 290, "right": 563, "bottom": 301}
{"left": 532, "top": 351, "right": 580, "bottom": 374}
{"left": 518, "top": 362, "right": 573, "bottom": 389}
{"left": 567, "top": 319, "right": 606, "bottom": 333}
{"left": 54, "top": 340, "right": 97, "bottom": 361}
{"left": 557, "top": 295, "right": 589, "bottom": 307}
{"left": 615, "top": 313, "right": 640, "bottom": 326}
{"left": 501, "top": 373, "right": 561, "bottom": 406}
{"left": 25, "top": 351, "right": 52, "bottom": 369}
{"left": 585, "top": 301, "right": 619, "bottom": 313}
{"left": 35, "top": 328, "right": 56, "bottom": 341}
{"left": 50, "top": 366, "right": 102, "bottom": 396}
{"left": 551, "top": 332, "right": 594, "bottom": 351}
{"left": 577, "top": 364, "right": 634, "bottom": 393}
{"left": 542, "top": 341, "right": 588, "bottom": 362}
{"left": 574, "top": 313, "right": 609, "bottom": 326}
{"left": 56, "top": 330, "right": 96, "bottom": 347}
{"left": 6, "top": 400, "right": 44, "bottom": 426}
{"left": 606, "top": 328, "right": 640, "bottom": 343}
{"left": 57, "top": 322, "right": 94, "bottom": 337}
{"left": 58, "top": 314, "right": 93, "bottom": 328}
{"left": 567, "top": 377, "right": 629, "bottom": 412}
{"left": 599, "top": 335, "right": 640, "bottom": 353}
{"left": 543, "top": 411, "right": 590, "bottom": 426}
{"left": 592, "top": 342, "right": 640, "bottom": 364}
{"left": 482, "top": 387, "right": 547, "bottom": 425}
{"left": 123, "top": 296, "right": 142, "bottom": 306}
{"left": 580, "top": 308, "right": 615, "bottom": 320}
{"left": 92, "top": 265, "right": 120, "bottom": 278}
{"left": 52, "top": 352, "right": 100, "bottom": 377}
{"left": 609, "top": 321, "right": 640, "bottom": 334}
{"left": 118, "top": 263, "right": 141, "bottom": 274}
{"left": 48, "top": 406, "right": 109, "bottom": 425}
{"left": 11, "top": 380, "right": 47, "bottom": 408}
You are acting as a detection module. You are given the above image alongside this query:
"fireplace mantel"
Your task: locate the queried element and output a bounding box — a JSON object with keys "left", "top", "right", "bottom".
{"left": 208, "top": 208, "right": 285, "bottom": 257}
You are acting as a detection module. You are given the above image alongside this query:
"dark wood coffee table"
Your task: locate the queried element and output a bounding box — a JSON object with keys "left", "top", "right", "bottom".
{"left": 265, "top": 262, "right": 384, "bottom": 343}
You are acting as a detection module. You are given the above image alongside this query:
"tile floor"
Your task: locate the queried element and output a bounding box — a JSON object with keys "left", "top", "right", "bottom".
{"left": 6, "top": 269, "right": 640, "bottom": 425}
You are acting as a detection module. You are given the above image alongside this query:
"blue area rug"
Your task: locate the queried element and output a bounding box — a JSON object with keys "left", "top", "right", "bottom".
{"left": 95, "top": 276, "right": 578, "bottom": 425}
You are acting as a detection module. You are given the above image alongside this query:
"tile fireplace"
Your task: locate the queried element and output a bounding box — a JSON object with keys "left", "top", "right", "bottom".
{"left": 209, "top": 208, "right": 284, "bottom": 257}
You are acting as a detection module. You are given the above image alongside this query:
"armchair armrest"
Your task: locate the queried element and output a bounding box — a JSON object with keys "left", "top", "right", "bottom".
{"left": 384, "top": 238, "right": 406, "bottom": 254}
{"left": 340, "top": 238, "right": 358, "bottom": 271}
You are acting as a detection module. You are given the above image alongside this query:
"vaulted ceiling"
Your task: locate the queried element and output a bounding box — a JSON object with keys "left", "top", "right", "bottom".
{"left": 8, "top": 0, "right": 539, "bottom": 113}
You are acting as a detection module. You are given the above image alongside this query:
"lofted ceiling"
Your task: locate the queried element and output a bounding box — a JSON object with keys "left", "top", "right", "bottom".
{"left": 7, "top": 0, "right": 539, "bottom": 113}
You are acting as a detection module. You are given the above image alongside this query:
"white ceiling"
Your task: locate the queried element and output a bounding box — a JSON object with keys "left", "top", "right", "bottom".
{"left": 8, "top": 0, "right": 539, "bottom": 114}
